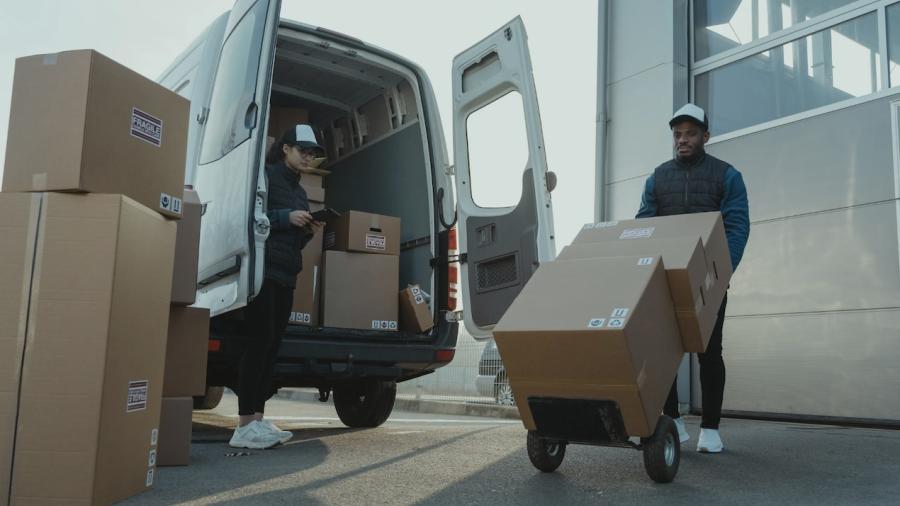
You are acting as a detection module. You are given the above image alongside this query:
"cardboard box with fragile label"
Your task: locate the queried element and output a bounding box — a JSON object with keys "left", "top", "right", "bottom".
{"left": 163, "top": 306, "right": 210, "bottom": 398}
{"left": 558, "top": 237, "right": 715, "bottom": 352}
{"left": 2, "top": 50, "right": 189, "bottom": 219}
{"left": 399, "top": 285, "right": 434, "bottom": 333}
{"left": 325, "top": 210, "right": 401, "bottom": 256}
{"left": 322, "top": 251, "right": 399, "bottom": 331}
{"left": 492, "top": 255, "right": 684, "bottom": 437}
{"left": 171, "top": 189, "right": 202, "bottom": 305}
{"left": 1, "top": 192, "right": 175, "bottom": 505}
{"left": 157, "top": 397, "right": 193, "bottom": 467}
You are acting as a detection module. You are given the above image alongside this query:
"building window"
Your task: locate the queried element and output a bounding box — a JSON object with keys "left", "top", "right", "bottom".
{"left": 887, "top": 3, "right": 900, "bottom": 86}
{"left": 694, "top": 0, "right": 860, "bottom": 61}
{"left": 695, "top": 12, "right": 880, "bottom": 136}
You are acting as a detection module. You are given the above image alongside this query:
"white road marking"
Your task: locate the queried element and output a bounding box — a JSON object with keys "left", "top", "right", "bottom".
{"left": 230, "top": 415, "right": 519, "bottom": 425}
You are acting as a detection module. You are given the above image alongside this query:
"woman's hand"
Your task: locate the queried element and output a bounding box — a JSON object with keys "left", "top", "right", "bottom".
{"left": 289, "top": 210, "right": 314, "bottom": 228}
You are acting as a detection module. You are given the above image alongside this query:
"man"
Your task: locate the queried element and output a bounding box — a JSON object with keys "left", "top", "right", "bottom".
{"left": 636, "top": 103, "right": 750, "bottom": 453}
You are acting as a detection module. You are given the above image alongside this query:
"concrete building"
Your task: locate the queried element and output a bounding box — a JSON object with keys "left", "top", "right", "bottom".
{"left": 597, "top": 0, "right": 900, "bottom": 426}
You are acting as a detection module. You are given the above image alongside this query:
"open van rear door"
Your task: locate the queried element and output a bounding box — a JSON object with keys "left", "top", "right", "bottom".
{"left": 193, "top": 0, "right": 280, "bottom": 316}
{"left": 452, "top": 17, "right": 556, "bottom": 339}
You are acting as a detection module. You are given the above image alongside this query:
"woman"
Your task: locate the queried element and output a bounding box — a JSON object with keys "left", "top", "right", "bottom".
{"left": 229, "top": 124, "right": 325, "bottom": 449}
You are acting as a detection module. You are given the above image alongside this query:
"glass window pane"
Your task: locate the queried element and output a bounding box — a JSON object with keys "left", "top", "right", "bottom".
{"left": 696, "top": 13, "right": 880, "bottom": 136}
{"left": 888, "top": 3, "right": 900, "bottom": 87}
{"left": 465, "top": 92, "right": 528, "bottom": 209}
{"left": 694, "top": 0, "right": 859, "bottom": 61}
{"left": 200, "top": 2, "right": 266, "bottom": 164}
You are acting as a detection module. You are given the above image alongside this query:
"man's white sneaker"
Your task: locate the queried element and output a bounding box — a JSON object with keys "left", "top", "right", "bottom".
{"left": 229, "top": 421, "right": 282, "bottom": 449}
{"left": 261, "top": 420, "right": 293, "bottom": 444}
{"left": 673, "top": 417, "right": 690, "bottom": 443}
{"left": 697, "top": 428, "right": 724, "bottom": 453}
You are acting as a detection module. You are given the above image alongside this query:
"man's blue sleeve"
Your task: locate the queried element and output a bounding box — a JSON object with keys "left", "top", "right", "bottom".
{"left": 721, "top": 167, "right": 750, "bottom": 270}
{"left": 635, "top": 175, "right": 657, "bottom": 218}
{"left": 266, "top": 209, "right": 293, "bottom": 230}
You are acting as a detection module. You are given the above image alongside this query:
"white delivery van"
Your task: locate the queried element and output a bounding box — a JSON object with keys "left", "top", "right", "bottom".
{"left": 158, "top": 0, "right": 555, "bottom": 427}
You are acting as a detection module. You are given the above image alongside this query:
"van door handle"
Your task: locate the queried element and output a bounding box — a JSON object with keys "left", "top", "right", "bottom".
{"left": 244, "top": 102, "right": 258, "bottom": 129}
{"left": 197, "top": 107, "right": 210, "bottom": 125}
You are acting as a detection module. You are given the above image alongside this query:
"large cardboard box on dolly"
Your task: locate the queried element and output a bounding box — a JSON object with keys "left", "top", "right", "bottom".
{"left": 2, "top": 49, "right": 189, "bottom": 219}
{"left": 157, "top": 397, "right": 193, "bottom": 467}
{"left": 321, "top": 251, "right": 399, "bottom": 331}
{"left": 325, "top": 211, "right": 401, "bottom": 256}
{"left": 0, "top": 194, "right": 41, "bottom": 506}
{"left": 492, "top": 256, "right": 684, "bottom": 438}
{"left": 163, "top": 306, "right": 210, "bottom": 398}
{"left": 399, "top": 285, "right": 434, "bottom": 333}
{"left": 558, "top": 237, "right": 713, "bottom": 352}
{"left": 2, "top": 192, "right": 176, "bottom": 505}
{"left": 171, "top": 189, "right": 202, "bottom": 305}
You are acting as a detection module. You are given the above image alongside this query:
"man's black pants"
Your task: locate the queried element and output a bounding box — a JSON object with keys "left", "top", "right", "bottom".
{"left": 664, "top": 294, "right": 728, "bottom": 429}
{"left": 238, "top": 278, "right": 294, "bottom": 416}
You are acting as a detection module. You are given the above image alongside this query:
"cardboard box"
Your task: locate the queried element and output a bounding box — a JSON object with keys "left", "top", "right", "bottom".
{"left": 493, "top": 256, "right": 684, "bottom": 437}
{"left": 322, "top": 251, "right": 399, "bottom": 330}
{"left": 574, "top": 212, "right": 732, "bottom": 306}
{"left": 0, "top": 194, "right": 41, "bottom": 505}
{"left": 157, "top": 397, "right": 192, "bottom": 467}
{"left": 171, "top": 189, "right": 202, "bottom": 305}
{"left": 2, "top": 50, "right": 189, "bottom": 219}
{"left": 289, "top": 228, "right": 325, "bottom": 327}
{"left": 399, "top": 285, "right": 433, "bottom": 333}
{"left": 325, "top": 211, "right": 401, "bottom": 256}
{"left": 558, "top": 237, "right": 714, "bottom": 352}
{"left": 163, "top": 306, "right": 210, "bottom": 398}
{"left": 301, "top": 173, "right": 323, "bottom": 188}
{"left": 268, "top": 106, "right": 309, "bottom": 140}
{"left": 302, "top": 183, "right": 325, "bottom": 204}
{"left": 5, "top": 192, "right": 176, "bottom": 505}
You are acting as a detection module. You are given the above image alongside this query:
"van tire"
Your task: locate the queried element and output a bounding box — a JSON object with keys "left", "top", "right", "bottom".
{"left": 333, "top": 380, "right": 397, "bottom": 428}
{"left": 193, "top": 386, "right": 225, "bottom": 410}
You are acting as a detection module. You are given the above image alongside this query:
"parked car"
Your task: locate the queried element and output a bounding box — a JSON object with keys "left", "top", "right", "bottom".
{"left": 475, "top": 339, "right": 515, "bottom": 406}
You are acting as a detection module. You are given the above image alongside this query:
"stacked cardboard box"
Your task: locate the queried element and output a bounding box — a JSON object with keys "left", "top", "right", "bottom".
{"left": 399, "top": 285, "right": 434, "bottom": 333}
{"left": 288, "top": 170, "right": 328, "bottom": 327}
{"left": 1, "top": 49, "right": 188, "bottom": 504}
{"left": 493, "top": 213, "right": 732, "bottom": 438}
{"left": 322, "top": 211, "right": 401, "bottom": 330}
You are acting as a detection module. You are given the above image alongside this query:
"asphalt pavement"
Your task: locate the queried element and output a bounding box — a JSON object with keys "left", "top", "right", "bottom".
{"left": 122, "top": 392, "right": 900, "bottom": 505}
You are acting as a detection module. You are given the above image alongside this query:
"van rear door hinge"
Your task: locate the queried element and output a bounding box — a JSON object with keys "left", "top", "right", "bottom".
{"left": 430, "top": 253, "right": 467, "bottom": 268}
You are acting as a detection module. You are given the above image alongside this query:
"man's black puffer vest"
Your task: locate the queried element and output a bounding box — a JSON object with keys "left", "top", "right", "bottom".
{"left": 653, "top": 152, "right": 729, "bottom": 216}
{"left": 265, "top": 162, "right": 311, "bottom": 288}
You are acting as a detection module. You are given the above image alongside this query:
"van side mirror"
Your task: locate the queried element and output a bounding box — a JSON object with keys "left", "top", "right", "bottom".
{"left": 545, "top": 171, "right": 557, "bottom": 193}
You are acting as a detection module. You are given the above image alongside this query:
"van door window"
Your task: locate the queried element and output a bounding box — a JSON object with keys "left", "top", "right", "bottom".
{"left": 465, "top": 91, "right": 528, "bottom": 208}
{"left": 199, "top": 3, "right": 267, "bottom": 164}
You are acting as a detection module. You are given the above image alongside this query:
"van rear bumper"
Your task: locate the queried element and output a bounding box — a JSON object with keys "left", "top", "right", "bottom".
{"left": 205, "top": 317, "right": 459, "bottom": 389}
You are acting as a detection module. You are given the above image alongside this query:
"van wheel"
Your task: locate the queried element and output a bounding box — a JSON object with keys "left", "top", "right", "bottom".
{"left": 333, "top": 380, "right": 397, "bottom": 428}
{"left": 527, "top": 431, "right": 566, "bottom": 472}
{"left": 193, "top": 386, "right": 225, "bottom": 410}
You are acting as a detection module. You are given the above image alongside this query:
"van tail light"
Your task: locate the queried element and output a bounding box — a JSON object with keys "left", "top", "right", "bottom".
{"left": 434, "top": 349, "right": 455, "bottom": 363}
{"left": 448, "top": 227, "right": 459, "bottom": 311}
{"left": 208, "top": 339, "right": 221, "bottom": 352}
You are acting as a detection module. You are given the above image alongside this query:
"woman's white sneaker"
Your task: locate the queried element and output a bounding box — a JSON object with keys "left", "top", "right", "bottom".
{"left": 697, "top": 428, "right": 724, "bottom": 453}
{"left": 673, "top": 417, "right": 690, "bottom": 443}
{"left": 261, "top": 420, "right": 293, "bottom": 444}
{"left": 229, "top": 420, "right": 282, "bottom": 449}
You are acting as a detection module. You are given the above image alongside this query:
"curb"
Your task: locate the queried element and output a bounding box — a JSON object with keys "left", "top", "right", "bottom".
{"left": 275, "top": 389, "right": 520, "bottom": 420}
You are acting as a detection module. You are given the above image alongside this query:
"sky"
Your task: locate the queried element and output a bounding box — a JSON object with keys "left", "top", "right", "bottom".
{"left": 0, "top": 0, "right": 599, "bottom": 250}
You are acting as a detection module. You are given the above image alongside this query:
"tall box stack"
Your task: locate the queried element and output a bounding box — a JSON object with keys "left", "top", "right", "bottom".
{"left": 1, "top": 49, "right": 188, "bottom": 504}
{"left": 322, "top": 211, "right": 401, "bottom": 330}
{"left": 289, "top": 171, "right": 327, "bottom": 327}
{"left": 1, "top": 194, "right": 177, "bottom": 504}
{"left": 493, "top": 256, "right": 684, "bottom": 437}
{"left": 568, "top": 212, "right": 732, "bottom": 352}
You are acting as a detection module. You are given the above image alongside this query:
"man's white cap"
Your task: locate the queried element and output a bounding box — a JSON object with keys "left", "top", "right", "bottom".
{"left": 669, "top": 103, "right": 709, "bottom": 131}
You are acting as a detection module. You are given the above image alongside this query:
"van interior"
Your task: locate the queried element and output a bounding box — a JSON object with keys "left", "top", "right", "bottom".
{"left": 267, "top": 27, "right": 437, "bottom": 324}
